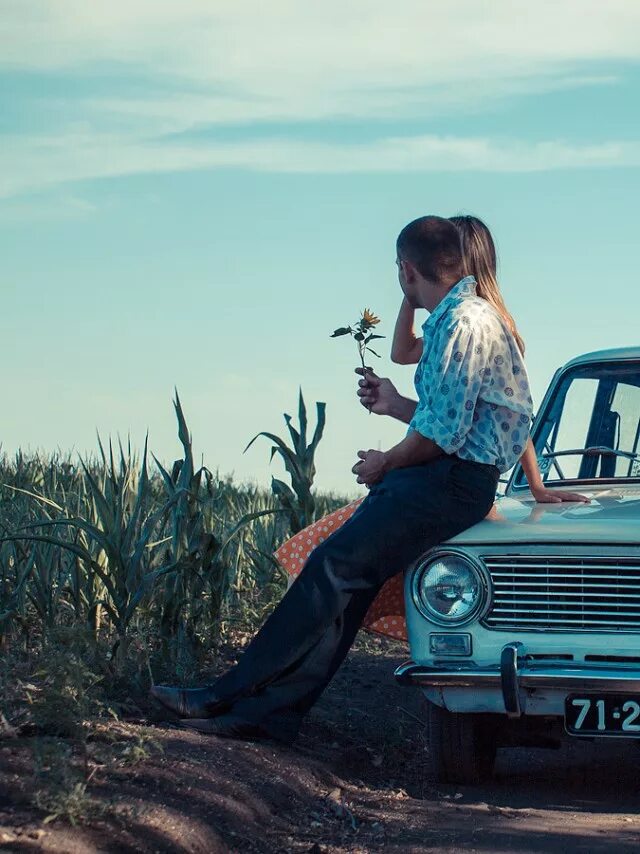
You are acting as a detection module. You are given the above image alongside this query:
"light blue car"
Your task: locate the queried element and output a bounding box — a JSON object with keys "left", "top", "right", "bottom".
{"left": 396, "top": 347, "right": 640, "bottom": 784}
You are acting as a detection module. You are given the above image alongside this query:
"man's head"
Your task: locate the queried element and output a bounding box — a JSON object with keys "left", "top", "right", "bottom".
{"left": 396, "top": 216, "right": 464, "bottom": 311}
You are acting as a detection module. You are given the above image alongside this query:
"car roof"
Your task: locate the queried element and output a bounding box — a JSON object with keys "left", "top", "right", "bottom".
{"left": 563, "top": 347, "right": 640, "bottom": 369}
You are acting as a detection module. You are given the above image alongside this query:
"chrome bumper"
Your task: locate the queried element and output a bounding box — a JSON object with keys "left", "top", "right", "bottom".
{"left": 394, "top": 642, "right": 640, "bottom": 718}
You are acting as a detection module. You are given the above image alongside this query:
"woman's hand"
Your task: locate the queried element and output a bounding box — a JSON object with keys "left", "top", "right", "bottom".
{"left": 390, "top": 298, "right": 423, "bottom": 365}
{"left": 530, "top": 485, "right": 591, "bottom": 504}
{"left": 520, "top": 439, "right": 590, "bottom": 505}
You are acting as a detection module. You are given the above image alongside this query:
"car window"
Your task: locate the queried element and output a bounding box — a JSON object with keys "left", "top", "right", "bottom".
{"left": 548, "top": 378, "right": 599, "bottom": 480}
{"left": 611, "top": 382, "right": 640, "bottom": 477}
{"left": 512, "top": 361, "right": 640, "bottom": 488}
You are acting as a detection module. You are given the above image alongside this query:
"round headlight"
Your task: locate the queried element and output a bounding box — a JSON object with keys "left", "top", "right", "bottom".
{"left": 414, "top": 552, "right": 486, "bottom": 626}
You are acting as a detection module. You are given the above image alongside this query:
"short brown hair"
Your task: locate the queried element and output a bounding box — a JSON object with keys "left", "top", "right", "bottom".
{"left": 396, "top": 216, "right": 464, "bottom": 285}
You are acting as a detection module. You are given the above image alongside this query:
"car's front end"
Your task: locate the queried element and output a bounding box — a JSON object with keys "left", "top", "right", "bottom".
{"left": 397, "top": 348, "right": 640, "bottom": 784}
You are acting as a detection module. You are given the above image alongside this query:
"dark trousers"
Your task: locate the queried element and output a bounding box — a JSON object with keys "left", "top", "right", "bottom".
{"left": 211, "top": 455, "right": 499, "bottom": 741}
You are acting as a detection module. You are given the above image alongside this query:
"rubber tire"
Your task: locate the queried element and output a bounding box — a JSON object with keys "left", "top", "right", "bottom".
{"left": 424, "top": 698, "right": 497, "bottom": 785}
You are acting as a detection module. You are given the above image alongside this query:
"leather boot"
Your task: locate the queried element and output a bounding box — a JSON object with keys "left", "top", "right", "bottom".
{"left": 150, "top": 685, "right": 228, "bottom": 719}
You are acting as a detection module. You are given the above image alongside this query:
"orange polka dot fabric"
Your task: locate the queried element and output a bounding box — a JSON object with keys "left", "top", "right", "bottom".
{"left": 274, "top": 499, "right": 408, "bottom": 642}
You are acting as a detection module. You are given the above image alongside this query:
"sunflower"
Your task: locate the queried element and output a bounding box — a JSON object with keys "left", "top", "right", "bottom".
{"left": 330, "top": 308, "right": 384, "bottom": 379}
{"left": 362, "top": 308, "right": 381, "bottom": 328}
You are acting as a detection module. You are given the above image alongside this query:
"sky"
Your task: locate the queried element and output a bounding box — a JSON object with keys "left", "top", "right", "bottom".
{"left": 1, "top": 1, "right": 639, "bottom": 495}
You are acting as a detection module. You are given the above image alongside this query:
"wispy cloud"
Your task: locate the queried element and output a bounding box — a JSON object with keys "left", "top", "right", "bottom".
{"left": 3, "top": 1, "right": 639, "bottom": 85}
{"left": 0, "top": 192, "right": 97, "bottom": 223}
{"left": 0, "top": 0, "right": 639, "bottom": 199}
{"left": 3, "top": 131, "right": 639, "bottom": 200}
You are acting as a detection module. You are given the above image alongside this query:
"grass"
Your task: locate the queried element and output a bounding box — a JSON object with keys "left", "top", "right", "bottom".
{"left": 0, "top": 392, "right": 348, "bottom": 677}
{"left": 0, "top": 391, "right": 351, "bottom": 825}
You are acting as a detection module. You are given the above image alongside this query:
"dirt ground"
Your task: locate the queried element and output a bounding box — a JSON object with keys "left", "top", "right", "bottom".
{"left": 2, "top": 634, "right": 640, "bottom": 853}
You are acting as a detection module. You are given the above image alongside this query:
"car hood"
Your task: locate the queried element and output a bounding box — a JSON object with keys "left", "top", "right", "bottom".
{"left": 449, "top": 485, "right": 640, "bottom": 546}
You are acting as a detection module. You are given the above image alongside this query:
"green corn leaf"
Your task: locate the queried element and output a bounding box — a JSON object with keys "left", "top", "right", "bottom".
{"left": 220, "top": 508, "right": 283, "bottom": 553}
{"left": 107, "top": 438, "right": 118, "bottom": 494}
{"left": 244, "top": 432, "right": 304, "bottom": 480}
{"left": 173, "top": 390, "right": 192, "bottom": 458}
{"left": 79, "top": 458, "right": 116, "bottom": 533}
{"left": 124, "top": 559, "right": 183, "bottom": 624}
{"left": 245, "top": 543, "right": 286, "bottom": 578}
{"left": 127, "top": 487, "right": 186, "bottom": 581}
{"left": 96, "top": 432, "right": 108, "bottom": 468}
{"left": 122, "top": 435, "right": 150, "bottom": 557}
{"left": 270, "top": 477, "right": 296, "bottom": 506}
{"left": 18, "top": 517, "right": 114, "bottom": 560}
{"left": 307, "top": 401, "right": 327, "bottom": 459}
{"left": 95, "top": 598, "right": 121, "bottom": 632}
{"left": 0, "top": 484, "right": 64, "bottom": 512}
{"left": 270, "top": 479, "right": 302, "bottom": 531}
{"left": 0, "top": 533, "right": 118, "bottom": 605}
{"left": 283, "top": 414, "right": 302, "bottom": 456}
{"left": 152, "top": 454, "right": 175, "bottom": 495}
{"left": 298, "top": 389, "right": 308, "bottom": 449}
{"left": 174, "top": 389, "right": 194, "bottom": 498}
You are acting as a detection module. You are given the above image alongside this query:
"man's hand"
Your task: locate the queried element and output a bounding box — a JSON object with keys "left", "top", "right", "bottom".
{"left": 352, "top": 449, "right": 388, "bottom": 486}
{"left": 355, "top": 368, "right": 418, "bottom": 424}
{"left": 355, "top": 368, "right": 400, "bottom": 416}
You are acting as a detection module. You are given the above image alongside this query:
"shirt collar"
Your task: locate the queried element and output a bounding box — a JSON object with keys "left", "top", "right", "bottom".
{"left": 422, "top": 275, "right": 477, "bottom": 330}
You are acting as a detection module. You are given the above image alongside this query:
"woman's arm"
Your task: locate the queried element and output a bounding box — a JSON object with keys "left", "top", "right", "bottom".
{"left": 390, "top": 298, "right": 423, "bottom": 365}
{"left": 519, "top": 437, "right": 590, "bottom": 503}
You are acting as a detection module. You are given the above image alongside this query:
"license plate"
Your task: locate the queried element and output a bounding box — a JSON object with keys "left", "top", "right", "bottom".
{"left": 565, "top": 694, "right": 640, "bottom": 737}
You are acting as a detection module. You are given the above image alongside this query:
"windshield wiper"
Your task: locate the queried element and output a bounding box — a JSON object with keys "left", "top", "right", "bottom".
{"left": 541, "top": 447, "right": 640, "bottom": 461}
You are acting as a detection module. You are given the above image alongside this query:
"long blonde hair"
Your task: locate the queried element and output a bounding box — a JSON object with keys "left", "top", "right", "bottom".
{"left": 449, "top": 215, "right": 525, "bottom": 355}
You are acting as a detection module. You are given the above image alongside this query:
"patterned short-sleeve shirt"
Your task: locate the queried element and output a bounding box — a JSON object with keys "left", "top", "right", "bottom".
{"left": 409, "top": 276, "right": 533, "bottom": 473}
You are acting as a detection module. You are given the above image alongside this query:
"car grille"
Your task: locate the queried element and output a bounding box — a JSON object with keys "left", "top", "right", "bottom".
{"left": 483, "top": 555, "right": 640, "bottom": 632}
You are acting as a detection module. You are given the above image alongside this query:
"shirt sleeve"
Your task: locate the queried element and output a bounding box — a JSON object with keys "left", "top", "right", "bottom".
{"left": 410, "top": 316, "right": 487, "bottom": 454}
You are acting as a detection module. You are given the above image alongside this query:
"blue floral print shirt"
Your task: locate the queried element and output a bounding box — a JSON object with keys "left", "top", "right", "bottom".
{"left": 409, "top": 276, "right": 533, "bottom": 473}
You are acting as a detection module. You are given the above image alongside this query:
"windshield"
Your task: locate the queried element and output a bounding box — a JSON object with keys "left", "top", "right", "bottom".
{"left": 512, "top": 361, "right": 640, "bottom": 489}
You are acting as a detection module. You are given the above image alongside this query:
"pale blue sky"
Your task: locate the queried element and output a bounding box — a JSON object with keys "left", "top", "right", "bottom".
{"left": 1, "top": 2, "right": 639, "bottom": 493}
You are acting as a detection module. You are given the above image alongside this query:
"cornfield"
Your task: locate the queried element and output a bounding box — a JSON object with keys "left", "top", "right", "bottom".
{"left": 0, "top": 393, "right": 347, "bottom": 688}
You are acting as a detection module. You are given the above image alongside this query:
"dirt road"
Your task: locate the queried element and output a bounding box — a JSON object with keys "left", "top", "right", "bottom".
{"left": 2, "top": 635, "right": 640, "bottom": 852}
